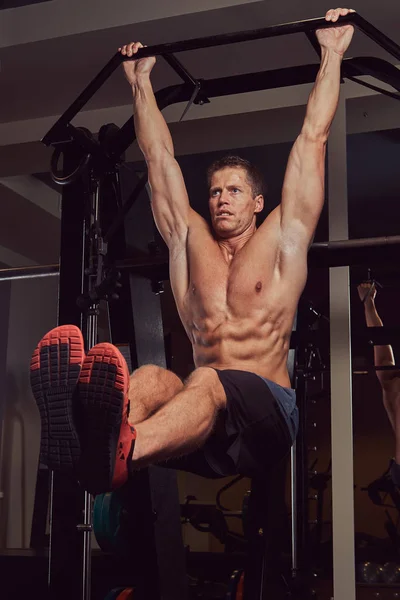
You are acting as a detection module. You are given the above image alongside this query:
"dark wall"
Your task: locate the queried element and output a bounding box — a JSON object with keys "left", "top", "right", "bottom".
{"left": 348, "top": 129, "right": 400, "bottom": 239}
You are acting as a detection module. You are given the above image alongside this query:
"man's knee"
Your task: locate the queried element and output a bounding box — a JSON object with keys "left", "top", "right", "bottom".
{"left": 131, "top": 364, "right": 183, "bottom": 395}
{"left": 185, "top": 367, "right": 227, "bottom": 409}
{"left": 131, "top": 364, "right": 164, "bottom": 380}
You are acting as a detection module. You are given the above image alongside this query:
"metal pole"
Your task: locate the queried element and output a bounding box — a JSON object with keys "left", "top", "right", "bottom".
{"left": 0, "top": 279, "right": 11, "bottom": 547}
{"left": 290, "top": 442, "right": 298, "bottom": 574}
{"left": 352, "top": 13, "right": 400, "bottom": 61}
{"left": 0, "top": 273, "right": 59, "bottom": 282}
{"left": 48, "top": 472, "right": 54, "bottom": 588}
{"left": 80, "top": 181, "right": 101, "bottom": 600}
{"left": 312, "top": 234, "right": 400, "bottom": 251}
{"left": 1, "top": 231, "right": 400, "bottom": 284}
{"left": 309, "top": 235, "right": 400, "bottom": 268}
{"left": 114, "top": 55, "right": 400, "bottom": 158}
{"left": 48, "top": 141, "right": 87, "bottom": 600}
{"left": 125, "top": 15, "right": 358, "bottom": 59}
{"left": 328, "top": 97, "right": 356, "bottom": 600}
{"left": 81, "top": 490, "right": 93, "bottom": 600}
{"left": 0, "top": 265, "right": 59, "bottom": 281}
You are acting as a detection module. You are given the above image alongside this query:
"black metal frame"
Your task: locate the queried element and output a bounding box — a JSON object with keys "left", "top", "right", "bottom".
{"left": 46, "top": 150, "right": 89, "bottom": 600}
{"left": 42, "top": 12, "right": 400, "bottom": 163}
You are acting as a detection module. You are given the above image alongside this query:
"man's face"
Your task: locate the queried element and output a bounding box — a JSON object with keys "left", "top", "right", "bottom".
{"left": 208, "top": 167, "right": 263, "bottom": 238}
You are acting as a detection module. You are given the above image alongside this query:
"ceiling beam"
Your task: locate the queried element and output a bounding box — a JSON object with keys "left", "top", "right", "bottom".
{"left": 0, "top": 175, "right": 60, "bottom": 219}
{"left": 0, "top": 86, "right": 398, "bottom": 178}
{"left": 0, "top": 69, "right": 398, "bottom": 148}
{"left": 0, "top": 244, "right": 37, "bottom": 268}
{"left": 0, "top": 0, "right": 261, "bottom": 47}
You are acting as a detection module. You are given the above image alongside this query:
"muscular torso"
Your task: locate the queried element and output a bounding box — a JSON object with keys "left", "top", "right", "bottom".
{"left": 169, "top": 208, "right": 308, "bottom": 387}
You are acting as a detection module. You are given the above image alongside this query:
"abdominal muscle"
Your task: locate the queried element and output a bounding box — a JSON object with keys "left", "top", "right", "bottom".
{"left": 186, "top": 311, "right": 294, "bottom": 388}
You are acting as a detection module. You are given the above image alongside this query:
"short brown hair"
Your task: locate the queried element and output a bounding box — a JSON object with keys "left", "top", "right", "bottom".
{"left": 206, "top": 156, "right": 265, "bottom": 198}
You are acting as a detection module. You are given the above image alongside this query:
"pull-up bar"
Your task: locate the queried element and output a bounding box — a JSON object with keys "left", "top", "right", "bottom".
{"left": 119, "top": 13, "right": 400, "bottom": 61}
{"left": 42, "top": 12, "right": 400, "bottom": 149}
{"left": 2, "top": 234, "right": 400, "bottom": 282}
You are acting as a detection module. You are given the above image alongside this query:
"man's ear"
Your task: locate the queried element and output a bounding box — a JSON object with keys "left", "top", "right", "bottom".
{"left": 254, "top": 195, "right": 264, "bottom": 214}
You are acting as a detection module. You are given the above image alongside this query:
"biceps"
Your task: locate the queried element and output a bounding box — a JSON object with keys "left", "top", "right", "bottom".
{"left": 147, "top": 155, "right": 191, "bottom": 245}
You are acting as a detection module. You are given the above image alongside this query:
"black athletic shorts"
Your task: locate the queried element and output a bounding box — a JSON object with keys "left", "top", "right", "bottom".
{"left": 160, "top": 369, "right": 297, "bottom": 480}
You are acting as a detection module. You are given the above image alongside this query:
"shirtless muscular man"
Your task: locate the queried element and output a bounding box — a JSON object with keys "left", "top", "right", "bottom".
{"left": 31, "top": 8, "right": 355, "bottom": 493}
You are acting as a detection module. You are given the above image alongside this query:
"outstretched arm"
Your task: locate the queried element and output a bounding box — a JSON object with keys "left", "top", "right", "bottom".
{"left": 358, "top": 282, "right": 396, "bottom": 388}
{"left": 120, "top": 42, "right": 193, "bottom": 249}
{"left": 279, "top": 8, "right": 355, "bottom": 249}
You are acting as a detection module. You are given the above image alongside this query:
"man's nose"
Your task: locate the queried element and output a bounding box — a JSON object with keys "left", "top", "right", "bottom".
{"left": 218, "top": 190, "right": 229, "bottom": 204}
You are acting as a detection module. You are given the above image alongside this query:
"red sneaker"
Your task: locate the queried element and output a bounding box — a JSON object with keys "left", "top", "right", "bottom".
{"left": 30, "top": 325, "right": 85, "bottom": 472}
{"left": 78, "top": 343, "right": 136, "bottom": 495}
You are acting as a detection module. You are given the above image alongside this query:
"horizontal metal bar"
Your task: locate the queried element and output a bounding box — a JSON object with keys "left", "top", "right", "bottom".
{"left": 103, "top": 233, "right": 400, "bottom": 275}
{"left": 355, "top": 365, "right": 400, "bottom": 372}
{"left": 6, "top": 272, "right": 60, "bottom": 282}
{"left": 111, "top": 62, "right": 323, "bottom": 157}
{"left": 350, "top": 56, "right": 400, "bottom": 89}
{"left": 128, "top": 13, "right": 398, "bottom": 63}
{"left": 313, "top": 235, "right": 400, "bottom": 251}
{"left": 110, "top": 63, "right": 323, "bottom": 157}
{"left": 309, "top": 235, "right": 400, "bottom": 268}
{"left": 352, "top": 13, "right": 400, "bottom": 62}
{"left": 46, "top": 54, "right": 400, "bottom": 161}
{"left": 2, "top": 235, "right": 400, "bottom": 282}
{"left": 45, "top": 15, "right": 342, "bottom": 147}
{"left": 112, "top": 55, "right": 400, "bottom": 157}
{"left": 129, "top": 15, "right": 355, "bottom": 59}
{"left": 0, "top": 265, "right": 60, "bottom": 282}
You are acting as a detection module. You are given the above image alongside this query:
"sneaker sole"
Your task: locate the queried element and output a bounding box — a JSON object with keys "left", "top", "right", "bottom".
{"left": 30, "top": 325, "right": 84, "bottom": 471}
{"left": 78, "top": 343, "right": 133, "bottom": 495}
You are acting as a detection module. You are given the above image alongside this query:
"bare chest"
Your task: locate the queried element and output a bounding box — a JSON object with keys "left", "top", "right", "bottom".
{"left": 184, "top": 249, "right": 278, "bottom": 322}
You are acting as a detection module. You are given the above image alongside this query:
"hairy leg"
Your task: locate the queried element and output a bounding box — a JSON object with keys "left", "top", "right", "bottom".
{"left": 132, "top": 367, "right": 227, "bottom": 469}
{"left": 128, "top": 364, "right": 184, "bottom": 425}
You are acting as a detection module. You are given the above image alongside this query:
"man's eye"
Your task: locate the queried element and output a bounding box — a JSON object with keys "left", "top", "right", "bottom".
{"left": 232, "top": 188, "right": 239, "bottom": 193}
